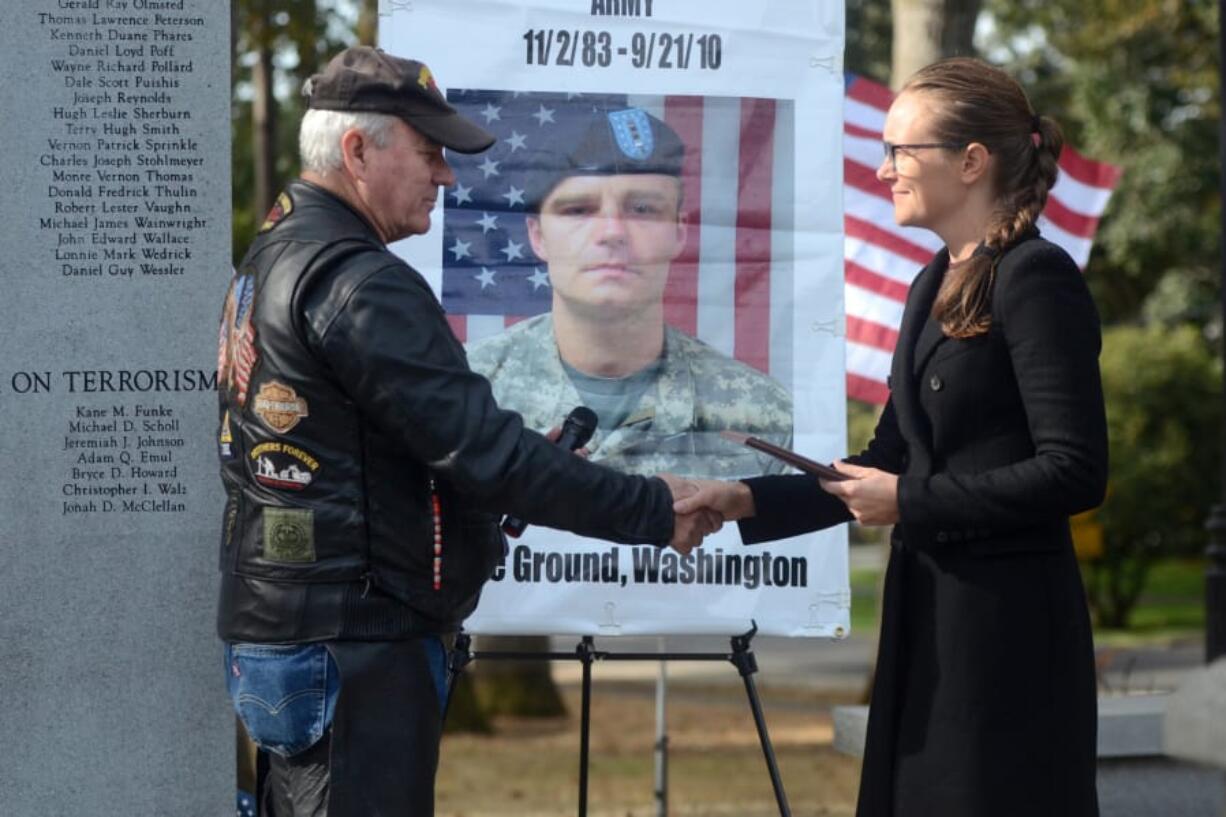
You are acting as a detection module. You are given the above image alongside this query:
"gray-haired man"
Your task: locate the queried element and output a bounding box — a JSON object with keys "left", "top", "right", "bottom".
{"left": 216, "top": 47, "right": 717, "bottom": 815}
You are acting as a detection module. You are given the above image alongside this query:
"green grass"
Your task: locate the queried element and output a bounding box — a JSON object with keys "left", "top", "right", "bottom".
{"left": 849, "top": 567, "right": 882, "bottom": 636}
{"left": 848, "top": 556, "right": 1207, "bottom": 646}
{"left": 1092, "top": 556, "right": 1206, "bottom": 645}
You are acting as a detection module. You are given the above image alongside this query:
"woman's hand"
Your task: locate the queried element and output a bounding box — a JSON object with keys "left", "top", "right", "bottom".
{"left": 819, "top": 461, "right": 900, "bottom": 526}
{"left": 671, "top": 478, "right": 757, "bottom": 522}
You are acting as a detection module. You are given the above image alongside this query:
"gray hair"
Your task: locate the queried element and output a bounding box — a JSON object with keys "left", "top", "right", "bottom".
{"left": 298, "top": 109, "right": 399, "bottom": 173}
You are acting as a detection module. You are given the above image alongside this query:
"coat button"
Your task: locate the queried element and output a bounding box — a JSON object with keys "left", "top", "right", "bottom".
{"left": 935, "top": 531, "right": 949, "bottom": 543}
{"left": 929, "top": 375, "right": 944, "bottom": 391}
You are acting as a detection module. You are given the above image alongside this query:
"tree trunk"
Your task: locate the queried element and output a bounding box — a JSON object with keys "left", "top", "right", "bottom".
{"left": 357, "top": 0, "right": 378, "bottom": 46}
{"left": 443, "top": 671, "right": 492, "bottom": 734}
{"left": 473, "top": 635, "right": 567, "bottom": 717}
{"left": 251, "top": 5, "right": 277, "bottom": 220}
{"left": 889, "top": 0, "right": 982, "bottom": 88}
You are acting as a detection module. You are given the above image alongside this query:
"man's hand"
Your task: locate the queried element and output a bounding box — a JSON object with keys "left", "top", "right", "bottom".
{"left": 657, "top": 473, "right": 722, "bottom": 555}
{"left": 544, "top": 425, "right": 589, "bottom": 458}
{"left": 818, "top": 461, "right": 899, "bottom": 525}
{"left": 671, "top": 479, "right": 756, "bottom": 522}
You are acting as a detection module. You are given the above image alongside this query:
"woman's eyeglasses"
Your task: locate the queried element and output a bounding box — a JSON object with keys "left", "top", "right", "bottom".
{"left": 881, "top": 141, "right": 965, "bottom": 172}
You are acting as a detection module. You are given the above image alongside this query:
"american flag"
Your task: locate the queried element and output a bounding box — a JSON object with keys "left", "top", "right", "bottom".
{"left": 442, "top": 89, "right": 797, "bottom": 387}
{"left": 843, "top": 74, "right": 1122, "bottom": 403}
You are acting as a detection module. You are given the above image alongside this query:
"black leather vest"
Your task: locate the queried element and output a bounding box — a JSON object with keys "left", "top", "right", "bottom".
{"left": 215, "top": 182, "right": 505, "bottom": 641}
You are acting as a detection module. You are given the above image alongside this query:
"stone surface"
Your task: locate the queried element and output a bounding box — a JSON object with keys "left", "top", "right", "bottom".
{"left": 0, "top": 2, "right": 232, "bottom": 813}
{"left": 1165, "top": 658, "right": 1226, "bottom": 769}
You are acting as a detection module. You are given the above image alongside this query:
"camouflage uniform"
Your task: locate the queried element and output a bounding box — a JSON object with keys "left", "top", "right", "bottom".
{"left": 468, "top": 314, "right": 793, "bottom": 479}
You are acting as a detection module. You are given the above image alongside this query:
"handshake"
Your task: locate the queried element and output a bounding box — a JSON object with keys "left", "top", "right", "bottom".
{"left": 657, "top": 475, "right": 758, "bottom": 556}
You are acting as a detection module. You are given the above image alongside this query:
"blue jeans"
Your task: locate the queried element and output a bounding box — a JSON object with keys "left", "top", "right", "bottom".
{"left": 225, "top": 642, "right": 341, "bottom": 758}
{"left": 225, "top": 638, "right": 450, "bottom": 756}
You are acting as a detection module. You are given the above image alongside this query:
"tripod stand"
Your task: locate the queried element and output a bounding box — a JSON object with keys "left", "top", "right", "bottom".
{"left": 443, "top": 622, "right": 792, "bottom": 817}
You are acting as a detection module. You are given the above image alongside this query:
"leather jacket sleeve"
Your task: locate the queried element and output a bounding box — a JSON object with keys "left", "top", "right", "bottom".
{"left": 300, "top": 253, "right": 676, "bottom": 546}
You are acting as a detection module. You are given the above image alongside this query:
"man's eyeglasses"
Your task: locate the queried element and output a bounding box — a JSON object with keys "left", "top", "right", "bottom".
{"left": 881, "top": 141, "right": 965, "bottom": 172}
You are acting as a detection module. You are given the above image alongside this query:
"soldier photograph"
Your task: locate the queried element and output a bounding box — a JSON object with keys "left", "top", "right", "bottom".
{"left": 466, "top": 106, "right": 794, "bottom": 479}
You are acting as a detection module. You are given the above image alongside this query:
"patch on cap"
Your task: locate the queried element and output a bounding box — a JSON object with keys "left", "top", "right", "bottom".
{"left": 417, "top": 65, "right": 438, "bottom": 93}
{"left": 608, "top": 109, "right": 655, "bottom": 161}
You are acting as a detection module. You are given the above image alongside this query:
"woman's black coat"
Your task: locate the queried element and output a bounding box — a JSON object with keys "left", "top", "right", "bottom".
{"left": 740, "top": 234, "right": 1107, "bottom": 817}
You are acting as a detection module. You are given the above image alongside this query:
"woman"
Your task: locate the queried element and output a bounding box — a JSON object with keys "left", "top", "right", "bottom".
{"left": 677, "top": 57, "right": 1106, "bottom": 816}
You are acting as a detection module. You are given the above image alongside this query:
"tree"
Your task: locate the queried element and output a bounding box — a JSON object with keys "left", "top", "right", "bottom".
{"left": 1090, "top": 324, "right": 1222, "bottom": 627}
{"left": 231, "top": 0, "right": 352, "bottom": 261}
{"left": 982, "top": 0, "right": 1220, "bottom": 328}
{"left": 890, "top": 0, "right": 983, "bottom": 86}
{"left": 846, "top": 0, "right": 894, "bottom": 83}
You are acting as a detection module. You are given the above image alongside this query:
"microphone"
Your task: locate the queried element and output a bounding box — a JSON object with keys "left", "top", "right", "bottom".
{"left": 501, "top": 406, "right": 599, "bottom": 538}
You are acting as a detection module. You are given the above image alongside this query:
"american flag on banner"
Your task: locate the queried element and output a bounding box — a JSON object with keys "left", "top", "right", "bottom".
{"left": 843, "top": 74, "right": 1123, "bottom": 404}
{"left": 442, "top": 89, "right": 797, "bottom": 387}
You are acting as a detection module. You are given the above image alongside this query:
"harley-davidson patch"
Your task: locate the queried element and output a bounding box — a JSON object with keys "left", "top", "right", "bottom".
{"left": 253, "top": 381, "right": 309, "bottom": 434}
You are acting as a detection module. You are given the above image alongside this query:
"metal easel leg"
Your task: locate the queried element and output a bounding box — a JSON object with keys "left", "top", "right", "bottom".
{"left": 577, "top": 635, "right": 596, "bottom": 817}
{"left": 730, "top": 623, "right": 791, "bottom": 817}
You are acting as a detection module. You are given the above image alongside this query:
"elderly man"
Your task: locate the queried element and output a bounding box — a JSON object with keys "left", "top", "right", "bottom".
{"left": 467, "top": 107, "right": 793, "bottom": 479}
{"left": 216, "top": 47, "right": 715, "bottom": 816}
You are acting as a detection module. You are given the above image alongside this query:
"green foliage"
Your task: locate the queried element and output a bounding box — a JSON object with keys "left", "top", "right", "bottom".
{"left": 983, "top": 0, "right": 1221, "bottom": 326}
{"left": 1090, "top": 324, "right": 1221, "bottom": 627}
{"left": 846, "top": 0, "right": 893, "bottom": 84}
{"left": 231, "top": 0, "right": 356, "bottom": 263}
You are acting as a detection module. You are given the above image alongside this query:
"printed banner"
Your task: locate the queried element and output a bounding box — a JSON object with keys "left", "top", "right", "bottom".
{"left": 382, "top": 0, "right": 848, "bottom": 637}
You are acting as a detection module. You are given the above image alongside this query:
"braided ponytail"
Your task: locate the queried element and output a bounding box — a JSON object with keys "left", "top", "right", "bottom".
{"left": 904, "top": 59, "right": 1064, "bottom": 338}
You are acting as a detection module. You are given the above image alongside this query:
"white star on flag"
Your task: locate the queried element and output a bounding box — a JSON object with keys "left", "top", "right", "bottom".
{"left": 478, "top": 157, "right": 501, "bottom": 179}
{"left": 504, "top": 131, "right": 527, "bottom": 152}
{"left": 480, "top": 103, "right": 502, "bottom": 123}
{"left": 450, "top": 183, "right": 473, "bottom": 205}
{"left": 501, "top": 185, "right": 525, "bottom": 207}
{"left": 500, "top": 239, "right": 525, "bottom": 262}
{"left": 532, "top": 105, "right": 556, "bottom": 126}
{"left": 476, "top": 212, "right": 499, "bottom": 233}
{"left": 527, "top": 267, "right": 550, "bottom": 290}
{"left": 475, "top": 267, "right": 497, "bottom": 289}
{"left": 449, "top": 237, "right": 472, "bottom": 260}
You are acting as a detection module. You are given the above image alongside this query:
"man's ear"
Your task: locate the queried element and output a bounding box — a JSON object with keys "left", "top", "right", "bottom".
{"left": 525, "top": 215, "right": 548, "bottom": 261}
{"left": 339, "top": 128, "right": 371, "bottom": 180}
{"left": 960, "top": 142, "right": 992, "bottom": 185}
{"left": 671, "top": 210, "right": 688, "bottom": 261}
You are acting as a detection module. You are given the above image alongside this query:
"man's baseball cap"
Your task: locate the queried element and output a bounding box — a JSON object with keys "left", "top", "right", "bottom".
{"left": 304, "top": 46, "right": 495, "bottom": 154}
{"left": 529, "top": 107, "right": 685, "bottom": 210}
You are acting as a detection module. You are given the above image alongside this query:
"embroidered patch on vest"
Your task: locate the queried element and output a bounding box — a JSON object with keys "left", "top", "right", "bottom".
{"left": 262, "top": 507, "right": 315, "bottom": 563}
{"left": 219, "top": 410, "right": 234, "bottom": 459}
{"left": 253, "top": 381, "right": 309, "bottom": 434}
{"left": 250, "top": 441, "right": 320, "bottom": 491}
{"left": 258, "top": 191, "right": 293, "bottom": 233}
{"left": 218, "top": 271, "right": 258, "bottom": 406}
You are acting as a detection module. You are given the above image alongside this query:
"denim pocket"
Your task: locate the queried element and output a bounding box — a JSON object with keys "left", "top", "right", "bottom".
{"left": 225, "top": 642, "right": 339, "bottom": 758}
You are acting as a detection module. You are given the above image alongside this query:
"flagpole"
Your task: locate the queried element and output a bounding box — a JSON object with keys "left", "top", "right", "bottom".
{"left": 1206, "top": 0, "right": 1226, "bottom": 664}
